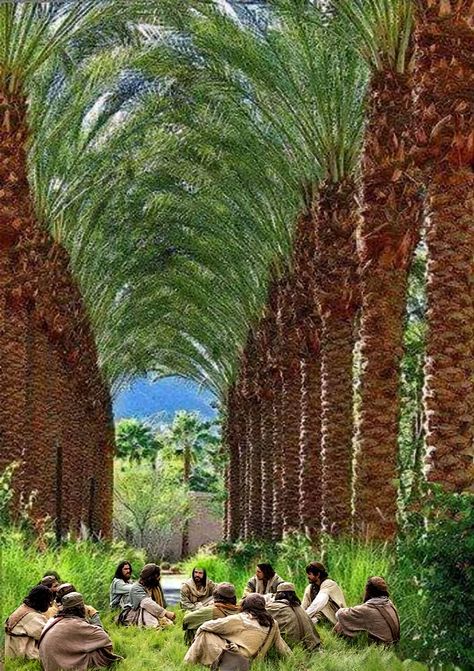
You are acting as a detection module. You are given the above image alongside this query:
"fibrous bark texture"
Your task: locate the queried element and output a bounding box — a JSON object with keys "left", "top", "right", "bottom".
{"left": 353, "top": 67, "right": 422, "bottom": 540}
{"left": 225, "top": 385, "right": 241, "bottom": 541}
{"left": 0, "top": 90, "right": 113, "bottom": 537}
{"left": 315, "top": 181, "right": 359, "bottom": 535}
{"left": 413, "top": 2, "right": 474, "bottom": 491}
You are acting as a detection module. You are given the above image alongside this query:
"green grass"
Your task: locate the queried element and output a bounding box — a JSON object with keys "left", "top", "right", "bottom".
{"left": 1, "top": 531, "right": 427, "bottom": 671}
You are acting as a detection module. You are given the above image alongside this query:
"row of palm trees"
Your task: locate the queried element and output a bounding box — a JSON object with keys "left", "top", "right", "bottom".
{"left": 0, "top": 1, "right": 472, "bottom": 538}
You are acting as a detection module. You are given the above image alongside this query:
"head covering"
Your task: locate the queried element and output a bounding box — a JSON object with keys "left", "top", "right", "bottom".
{"left": 367, "top": 576, "right": 389, "bottom": 593}
{"left": 62, "top": 592, "right": 84, "bottom": 609}
{"left": 242, "top": 593, "right": 266, "bottom": 611}
{"left": 57, "top": 583, "right": 75, "bottom": 601}
{"left": 213, "top": 582, "right": 236, "bottom": 601}
{"left": 276, "top": 582, "right": 296, "bottom": 593}
{"left": 140, "top": 563, "right": 160, "bottom": 581}
{"left": 40, "top": 575, "right": 58, "bottom": 588}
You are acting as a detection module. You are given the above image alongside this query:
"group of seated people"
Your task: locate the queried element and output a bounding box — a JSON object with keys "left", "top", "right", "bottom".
{"left": 4, "top": 560, "right": 400, "bottom": 670}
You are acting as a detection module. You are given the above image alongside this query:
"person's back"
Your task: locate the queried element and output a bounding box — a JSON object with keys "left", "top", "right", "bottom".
{"left": 39, "top": 592, "right": 121, "bottom": 671}
{"left": 122, "top": 564, "right": 175, "bottom": 628}
{"left": 183, "top": 582, "right": 240, "bottom": 645}
{"left": 5, "top": 586, "right": 52, "bottom": 660}
{"left": 267, "top": 583, "right": 320, "bottom": 651}
{"left": 335, "top": 577, "right": 400, "bottom": 646}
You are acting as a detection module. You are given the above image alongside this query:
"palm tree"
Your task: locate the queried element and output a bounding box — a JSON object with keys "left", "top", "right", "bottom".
{"left": 412, "top": 1, "right": 474, "bottom": 492}
{"left": 0, "top": 1, "right": 146, "bottom": 535}
{"left": 334, "top": 0, "right": 422, "bottom": 540}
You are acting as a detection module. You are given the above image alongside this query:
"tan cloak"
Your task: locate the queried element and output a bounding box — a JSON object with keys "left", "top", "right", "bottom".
{"left": 39, "top": 616, "right": 122, "bottom": 671}
{"left": 266, "top": 600, "right": 320, "bottom": 650}
{"left": 335, "top": 597, "right": 400, "bottom": 645}
{"left": 243, "top": 573, "right": 283, "bottom": 597}
{"left": 124, "top": 583, "right": 172, "bottom": 628}
{"left": 184, "top": 611, "right": 291, "bottom": 666}
{"left": 302, "top": 579, "right": 346, "bottom": 624}
{"left": 180, "top": 577, "right": 216, "bottom": 611}
{"left": 4, "top": 605, "right": 47, "bottom": 660}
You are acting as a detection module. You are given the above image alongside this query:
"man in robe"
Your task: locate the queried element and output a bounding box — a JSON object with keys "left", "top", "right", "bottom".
{"left": 335, "top": 576, "right": 400, "bottom": 645}
{"left": 182, "top": 582, "right": 240, "bottom": 645}
{"left": 39, "top": 592, "right": 122, "bottom": 671}
{"left": 180, "top": 567, "right": 216, "bottom": 611}
{"left": 302, "top": 562, "right": 346, "bottom": 625}
{"left": 5, "top": 585, "right": 53, "bottom": 660}
{"left": 243, "top": 563, "right": 284, "bottom": 601}
{"left": 184, "top": 593, "right": 291, "bottom": 666}
{"left": 266, "top": 582, "right": 320, "bottom": 650}
{"left": 122, "top": 563, "right": 175, "bottom": 628}
{"left": 109, "top": 560, "right": 133, "bottom": 609}
{"left": 46, "top": 583, "right": 102, "bottom": 627}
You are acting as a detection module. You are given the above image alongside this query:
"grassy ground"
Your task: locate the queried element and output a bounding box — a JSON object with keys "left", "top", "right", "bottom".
{"left": 1, "top": 531, "right": 428, "bottom": 671}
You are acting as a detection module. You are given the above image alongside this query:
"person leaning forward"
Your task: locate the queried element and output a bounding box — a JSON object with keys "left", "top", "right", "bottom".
{"left": 335, "top": 576, "right": 400, "bottom": 646}
{"left": 302, "top": 562, "right": 346, "bottom": 625}
{"left": 39, "top": 592, "right": 122, "bottom": 671}
{"left": 266, "top": 582, "right": 320, "bottom": 651}
{"left": 184, "top": 593, "right": 291, "bottom": 668}
{"left": 183, "top": 582, "right": 240, "bottom": 645}
{"left": 121, "top": 563, "right": 175, "bottom": 628}
{"left": 243, "top": 563, "right": 284, "bottom": 601}
{"left": 5, "top": 585, "right": 53, "bottom": 660}
{"left": 180, "top": 567, "right": 216, "bottom": 611}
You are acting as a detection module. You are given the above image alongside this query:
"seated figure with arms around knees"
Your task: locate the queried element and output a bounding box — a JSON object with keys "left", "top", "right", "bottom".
{"left": 243, "top": 563, "right": 284, "bottom": 603}
{"left": 302, "top": 562, "right": 346, "bottom": 625}
{"left": 5, "top": 585, "right": 53, "bottom": 660}
{"left": 180, "top": 567, "right": 216, "bottom": 611}
{"left": 39, "top": 592, "right": 122, "bottom": 671}
{"left": 335, "top": 576, "right": 400, "bottom": 646}
{"left": 266, "top": 582, "right": 320, "bottom": 651}
{"left": 121, "top": 563, "right": 175, "bottom": 628}
{"left": 184, "top": 593, "right": 291, "bottom": 668}
{"left": 110, "top": 560, "right": 133, "bottom": 609}
{"left": 183, "top": 582, "right": 240, "bottom": 645}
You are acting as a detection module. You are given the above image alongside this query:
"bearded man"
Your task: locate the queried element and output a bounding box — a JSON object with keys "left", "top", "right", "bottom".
{"left": 335, "top": 577, "right": 400, "bottom": 645}
{"left": 180, "top": 567, "right": 216, "bottom": 611}
{"left": 302, "top": 562, "right": 346, "bottom": 625}
{"left": 39, "top": 592, "right": 122, "bottom": 671}
{"left": 182, "top": 582, "right": 240, "bottom": 645}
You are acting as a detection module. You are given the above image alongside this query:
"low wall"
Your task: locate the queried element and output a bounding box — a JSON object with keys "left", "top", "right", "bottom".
{"left": 166, "top": 491, "right": 223, "bottom": 561}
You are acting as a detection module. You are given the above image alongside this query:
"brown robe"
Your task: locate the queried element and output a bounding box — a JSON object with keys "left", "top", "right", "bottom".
{"left": 184, "top": 612, "right": 291, "bottom": 666}
{"left": 39, "top": 616, "right": 122, "bottom": 671}
{"left": 335, "top": 597, "right": 400, "bottom": 645}
{"left": 266, "top": 600, "right": 320, "bottom": 650}
{"left": 4, "top": 605, "right": 47, "bottom": 660}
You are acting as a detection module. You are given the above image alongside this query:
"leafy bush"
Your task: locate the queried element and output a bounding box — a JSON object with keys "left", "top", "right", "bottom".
{"left": 396, "top": 488, "right": 474, "bottom": 670}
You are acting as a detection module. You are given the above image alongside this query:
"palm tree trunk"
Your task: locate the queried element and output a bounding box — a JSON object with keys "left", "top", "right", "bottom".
{"left": 244, "top": 332, "right": 263, "bottom": 540}
{"left": 413, "top": 2, "right": 474, "bottom": 491}
{"left": 260, "top": 388, "right": 274, "bottom": 540}
{"left": 315, "top": 181, "right": 359, "bottom": 535}
{"left": 235, "top": 382, "right": 248, "bottom": 539}
{"left": 272, "top": 374, "right": 284, "bottom": 541}
{"left": 353, "top": 67, "right": 422, "bottom": 540}
{"left": 226, "top": 385, "right": 242, "bottom": 541}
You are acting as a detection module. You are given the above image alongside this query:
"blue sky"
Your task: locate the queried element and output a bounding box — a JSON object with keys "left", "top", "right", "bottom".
{"left": 113, "top": 376, "right": 217, "bottom": 421}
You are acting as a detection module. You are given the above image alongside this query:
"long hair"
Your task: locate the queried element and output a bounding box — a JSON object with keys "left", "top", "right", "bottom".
{"left": 241, "top": 595, "right": 274, "bottom": 628}
{"left": 274, "top": 591, "right": 301, "bottom": 607}
{"left": 257, "top": 563, "right": 275, "bottom": 582}
{"left": 141, "top": 566, "right": 161, "bottom": 589}
{"left": 192, "top": 567, "right": 207, "bottom": 585}
{"left": 24, "top": 585, "right": 53, "bottom": 613}
{"left": 364, "top": 577, "right": 389, "bottom": 602}
{"left": 306, "top": 562, "right": 328, "bottom": 599}
{"left": 114, "top": 560, "right": 133, "bottom": 581}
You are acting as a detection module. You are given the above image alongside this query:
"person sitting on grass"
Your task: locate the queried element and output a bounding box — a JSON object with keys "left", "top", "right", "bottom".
{"left": 41, "top": 576, "right": 61, "bottom": 619}
{"left": 302, "top": 562, "right": 346, "bottom": 625}
{"left": 39, "top": 592, "right": 122, "bottom": 671}
{"left": 5, "top": 585, "right": 53, "bottom": 660}
{"left": 266, "top": 582, "right": 320, "bottom": 651}
{"left": 121, "top": 563, "right": 175, "bottom": 628}
{"left": 46, "top": 583, "right": 102, "bottom": 628}
{"left": 110, "top": 560, "right": 133, "bottom": 609}
{"left": 43, "top": 570, "right": 62, "bottom": 583}
{"left": 184, "top": 593, "right": 291, "bottom": 667}
{"left": 180, "top": 567, "right": 216, "bottom": 611}
{"left": 244, "top": 563, "right": 284, "bottom": 601}
{"left": 334, "top": 576, "right": 400, "bottom": 646}
{"left": 183, "top": 582, "right": 240, "bottom": 645}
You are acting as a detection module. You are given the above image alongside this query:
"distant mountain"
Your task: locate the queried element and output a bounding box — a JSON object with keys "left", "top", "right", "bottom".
{"left": 113, "top": 377, "right": 217, "bottom": 422}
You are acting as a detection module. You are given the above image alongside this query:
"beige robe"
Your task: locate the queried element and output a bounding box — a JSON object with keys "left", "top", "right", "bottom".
{"left": 302, "top": 579, "right": 346, "bottom": 625}
{"left": 243, "top": 573, "right": 283, "bottom": 598}
{"left": 184, "top": 611, "right": 291, "bottom": 666}
{"left": 266, "top": 600, "right": 320, "bottom": 650}
{"left": 124, "top": 583, "right": 172, "bottom": 628}
{"left": 335, "top": 597, "right": 400, "bottom": 645}
{"left": 183, "top": 603, "right": 241, "bottom": 644}
{"left": 39, "top": 616, "right": 122, "bottom": 671}
{"left": 4, "top": 606, "right": 47, "bottom": 660}
{"left": 180, "top": 577, "right": 216, "bottom": 611}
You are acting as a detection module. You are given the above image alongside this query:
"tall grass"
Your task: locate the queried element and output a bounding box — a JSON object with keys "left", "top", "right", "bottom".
{"left": 1, "top": 530, "right": 427, "bottom": 671}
